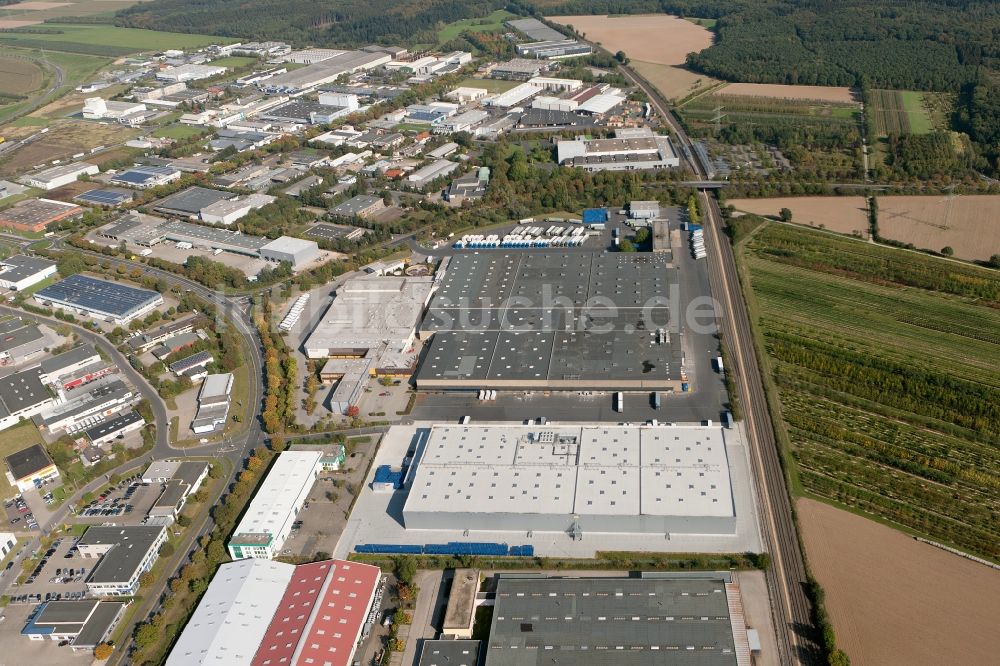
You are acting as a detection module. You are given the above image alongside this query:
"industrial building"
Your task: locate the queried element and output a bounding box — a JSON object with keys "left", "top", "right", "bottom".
{"left": 303, "top": 273, "right": 435, "bottom": 372}
{"left": 489, "top": 59, "right": 548, "bottom": 81}
{"left": 0, "top": 367, "right": 58, "bottom": 432}
{"left": 227, "top": 450, "right": 323, "bottom": 559}
{"left": 85, "top": 410, "right": 145, "bottom": 447}
{"left": 557, "top": 128, "right": 680, "bottom": 172}
{"left": 166, "top": 558, "right": 381, "bottom": 666}
{"left": 0, "top": 318, "right": 44, "bottom": 364}
{"left": 75, "top": 188, "right": 135, "bottom": 208}
{"left": 259, "top": 236, "right": 320, "bottom": 269}
{"left": 0, "top": 531, "right": 16, "bottom": 558}
{"left": 485, "top": 573, "right": 752, "bottom": 666}
{"left": 260, "top": 98, "right": 358, "bottom": 125}
{"left": 416, "top": 252, "right": 684, "bottom": 391}
{"left": 200, "top": 193, "right": 275, "bottom": 225}
{"left": 21, "top": 599, "right": 127, "bottom": 652}
{"left": 152, "top": 186, "right": 234, "bottom": 218}
{"left": 484, "top": 82, "right": 541, "bottom": 108}
{"left": 147, "top": 460, "right": 208, "bottom": 524}
{"left": 517, "top": 39, "right": 592, "bottom": 59}
{"left": 4, "top": 443, "right": 59, "bottom": 492}
{"left": 109, "top": 164, "right": 182, "bottom": 189}
{"left": 401, "top": 424, "right": 735, "bottom": 536}
{"left": 156, "top": 64, "right": 227, "bottom": 82}
{"left": 82, "top": 97, "right": 147, "bottom": 121}
{"left": 630, "top": 200, "right": 661, "bottom": 219}
{"left": 192, "top": 372, "right": 233, "bottom": 434}
{"left": 0, "top": 254, "right": 56, "bottom": 291}
{"left": 34, "top": 274, "right": 163, "bottom": 325}
{"left": 0, "top": 198, "right": 82, "bottom": 233}
{"left": 445, "top": 168, "right": 490, "bottom": 204}
{"left": 100, "top": 213, "right": 267, "bottom": 256}
{"left": 446, "top": 86, "right": 488, "bottom": 103}
{"left": 407, "top": 159, "right": 459, "bottom": 188}
{"left": 127, "top": 317, "right": 198, "bottom": 353}
{"left": 39, "top": 344, "right": 101, "bottom": 384}
{"left": 21, "top": 162, "right": 99, "bottom": 190}
{"left": 260, "top": 50, "right": 390, "bottom": 94}
{"left": 35, "top": 378, "right": 136, "bottom": 434}
{"left": 443, "top": 568, "right": 479, "bottom": 638}
{"left": 77, "top": 525, "right": 167, "bottom": 596}
{"left": 507, "top": 18, "right": 568, "bottom": 42}
{"left": 418, "top": 640, "right": 481, "bottom": 666}
{"left": 330, "top": 194, "right": 386, "bottom": 220}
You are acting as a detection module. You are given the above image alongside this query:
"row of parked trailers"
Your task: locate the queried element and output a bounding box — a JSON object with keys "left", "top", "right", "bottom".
{"left": 690, "top": 224, "right": 706, "bottom": 260}
{"left": 278, "top": 294, "right": 310, "bottom": 331}
{"left": 454, "top": 227, "right": 591, "bottom": 249}
{"left": 478, "top": 389, "right": 497, "bottom": 401}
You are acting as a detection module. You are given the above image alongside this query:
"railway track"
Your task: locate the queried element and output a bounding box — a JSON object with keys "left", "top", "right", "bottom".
{"left": 619, "top": 64, "right": 821, "bottom": 664}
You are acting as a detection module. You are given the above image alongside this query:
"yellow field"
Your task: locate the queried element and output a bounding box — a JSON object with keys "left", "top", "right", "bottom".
{"left": 878, "top": 195, "right": 1000, "bottom": 261}
{"left": 728, "top": 197, "right": 870, "bottom": 237}
{"left": 717, "top": 82, "right": 857, "bottom": 104}
{"left": 548, "top": 14, "right": 718, "bottom": 100}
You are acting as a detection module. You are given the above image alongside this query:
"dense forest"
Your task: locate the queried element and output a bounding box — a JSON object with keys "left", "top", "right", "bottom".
{"left": 116, "top": 0, "right": 528, "bottom": 46}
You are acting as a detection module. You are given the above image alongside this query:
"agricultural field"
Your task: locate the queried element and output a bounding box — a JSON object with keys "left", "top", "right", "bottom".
{"left": 0, "top": 23, "right": 233, "bottom": 57}
{"left": 152, "top": 123, "right": 207, "bottom": 140}
{"left": 548, "top": 14, "right": 719, "bottom": 100}
{"left": 728, "top": 196, "right": 870, "bottom": 237}
{"left": 0, "top": 0, "right": 143, "bottom": 25}
{"left": 717, "top": 83, "right": 857, "bottom": 104}
{"left": 799, "top": 499, "right": 1000, "bottom": 666}
{"left": 877, "top": 195, "right": 1000, "bottom": 261}
{"left": 0, "top": 54, "right": 44, "bottom": 97}
{"left": 437, "top": 9, "right": 516, "bottom": 45}
{"left": 739, "top": 223, "right": 1000, "bottom": 561}
{"left": 869, "top": 89, "right": 934, "bottom": 135}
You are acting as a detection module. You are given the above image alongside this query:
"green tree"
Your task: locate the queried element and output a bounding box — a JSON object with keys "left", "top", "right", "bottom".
{"left": 779, "top": 207, "right": 793, "bottom": 222}
{"left": 941, "top": 246, "right": 954, "bottom": 256}
{"left": 394, "top": 556, "right": 417, "bottom": 586}
{"left": 57, "top": 254, "right": 86, "bottom": 277}
{"left": 618, "top": 238, "right": 636, "bottom": 252}
{"left": 159, "top": 541, "right": 175, "bottom": 558}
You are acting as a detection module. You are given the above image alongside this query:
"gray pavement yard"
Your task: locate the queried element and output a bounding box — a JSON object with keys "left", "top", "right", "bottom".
{"left": 8, "top": 535, "right": 89, "bottom": 602}
{"left": 358, "top": 381, "right": 413, "bottom": 420}
{"left": 167, "top": 384, "right": 200, "bottom": 437}
{"left": 74, "top": 480, "right": 157, "bottom": 526}
{"left": 279, "top": 436, "right": 382, "bottom": 559}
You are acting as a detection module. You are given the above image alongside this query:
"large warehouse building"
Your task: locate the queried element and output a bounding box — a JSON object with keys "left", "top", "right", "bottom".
{"left": 557, "top": 128, "right": 680, "bottom": 172}
{"left": 228, "top": 451, "right": 322, "bottom": 559}
{"left": 485, "top": 572, "right": 753, "bottom": 666}
{"left": 416, "top": 252, "right": 684, "bottom": 390}
{"left": 401, "top": 423, "right": 736, "bottom": 536}
{"left": 34, "top": 274, "right": 163, "bottom": 325}
{"left": 166, "top": 557, "right": 381, "bottom": 666}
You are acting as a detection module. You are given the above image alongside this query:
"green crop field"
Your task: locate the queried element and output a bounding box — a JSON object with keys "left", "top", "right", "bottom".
{"left": 437, "top": 9, "right": 516, "bottom": 44}
{"left": 152, "top": 124, "right": 208, "bottom": 140}
{"left": 738, "top": 222, "right": 1000, "bottom": 561}
{"left": 870, "top": 88, "right": 934, "bottom": 135}
{"left": 453, "top": 76, "right": 520, "bottom": 93}
{"left": 0, "top": 24, "right": 234, "bottom": 56}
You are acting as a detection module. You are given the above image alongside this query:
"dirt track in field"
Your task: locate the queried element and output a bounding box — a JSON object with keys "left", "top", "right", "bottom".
{"left": 798, "top": 499, "right": 1000, "bottom": 666}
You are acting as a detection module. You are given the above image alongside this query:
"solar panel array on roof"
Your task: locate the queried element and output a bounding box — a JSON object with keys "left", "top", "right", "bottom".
{"left": 75, "top": 189, "right": 134, "bottom": 207}
{"left": 35, "top": 274, "right": 162, "bottom": 320}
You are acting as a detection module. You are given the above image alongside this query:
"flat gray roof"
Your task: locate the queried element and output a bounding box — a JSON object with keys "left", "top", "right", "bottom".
{"left": 153, "top": 186, "right": 233, "bottom": 215}
{"left": 0, "top": 367, "right": 50, "bottom": 415}
{"left": 0, "top": 255, "right": 56, "bottom": 282}
{"left": 486, "top": 575, "right": 741, "bottom": 666}
{"left": 4, "top": 442, "right": 53, "bottom": 481}
{"left": 40, "top": 343, "right": 98, "bottom": 375}
{"left": 80, "top": 525, "right": 165, "bottom": 584}
{"left": 0, "top": 322, "right": 42, "bottom": 353}
{"left": 417, "top": 252, "right": 683, "bottom": 387}
{"left": 419, "top": 640, "right": 482, "bottom": 666}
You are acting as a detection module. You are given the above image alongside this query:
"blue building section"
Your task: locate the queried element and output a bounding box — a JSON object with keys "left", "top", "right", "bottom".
{"left": 110, "top": 165, "right": 178, "bottom": 187}
{"left": 373, "top": 465, "right": 406, "bottom": 489}
{"left": 21, "top": 602, "right": 55, "bottom": 636}
{"left": 582, "top": 208, "right": 608, "bottom": 224}
{"left": 36, "top": 274, "right": 161, "bottom": 321}
{"left": 355, "top": 542, "right": 535, "bottom": 557}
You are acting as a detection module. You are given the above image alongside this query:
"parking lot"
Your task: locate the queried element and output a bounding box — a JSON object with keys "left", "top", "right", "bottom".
{"left": 4, "top": 494, "right": 38, "bottom": 531}
{"left": 10, "top": 536, "right": 90, "bottom": 604}
{"left": 0, "top": 602, "right": 94, "bottom": 666}
{"left": 75, "top": 474, "right": 156, "bottom": 525}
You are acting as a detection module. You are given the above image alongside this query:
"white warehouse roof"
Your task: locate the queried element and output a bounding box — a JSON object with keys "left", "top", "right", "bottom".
{"left": 165, "top": 558, "right": 294, "bottom": 666}
{"left": 229, "top": 451, "right": 322, "bottom": 542}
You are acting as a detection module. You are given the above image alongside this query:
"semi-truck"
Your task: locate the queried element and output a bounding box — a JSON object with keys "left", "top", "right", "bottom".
{"left": 614, "top": 392, "right": 624, "bottom": 412}
{"left": 651, "top": 392, "right": 661, "bottom": 409}
{"left": 716, "top": 356, "right": 724, "bottom": 373}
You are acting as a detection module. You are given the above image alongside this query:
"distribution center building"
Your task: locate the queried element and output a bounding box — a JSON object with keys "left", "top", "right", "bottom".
{"left": 417, "top": 252, "right": 684, "bottom": 391}
{"left": 166, "top": 557, "right": 381, "bottom": 666}
{"left": 228, "top": 451, "right": 323, "bottom": 559}
{"left": 485, "top": 572, "right": 752, "bottom": 666}
{"left": 402, "top": 424, "right": 736, "bottom": 537}
{"left": 34, "top": 274, "right": 163, "bottom": 325}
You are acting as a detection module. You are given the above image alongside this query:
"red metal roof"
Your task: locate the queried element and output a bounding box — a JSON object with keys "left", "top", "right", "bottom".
{"left": 252, "top": 560, "right": 381, "bottom": 666}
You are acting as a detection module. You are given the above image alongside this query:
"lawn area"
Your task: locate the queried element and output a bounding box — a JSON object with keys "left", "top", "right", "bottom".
{"left": 684, "top": 17, "right": 718, "bottom": 28}
{"left": 206, "top": 56, "right": 257, "bottom": 69}
{"left": 152, "top": 124, "right": 208, "bottom": 140}
{"left": 0, "top": 24, "right": 234, "bottom": 57}
{"left": 16, "top": 274, "right": 56, "bottom": 297}
{"left": 453, "top": 76, "right": 521, "bottom": 93}
{"left": 0, "top": 421, "right": 45, "bottom": 501}
{"left": 437, "top": 9, "right": 516, "bottom": 44}
{"left": 737, "top": 220, "right": 1000, "bottom": 561}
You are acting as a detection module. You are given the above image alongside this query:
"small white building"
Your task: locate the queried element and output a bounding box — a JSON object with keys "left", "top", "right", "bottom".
{"left": 82, "top": 98, "right": 147, "bottom": 121}
{"left": 156, "top": 64, "right": 227, "bottom": 83}
{"left": 259, "top": 236, "right": 319, "bottom": 269}
{"left": 227, "top": 451, "right": 323, "bottom": 559}
{"left": 445, "top": 86, "right": 488, "bottom": 103}
{"left": 22, "top": 162, "right": 99, "bottom": 190}
{"left": 0, "top": 255, "right": 57, "bottom": 291}
{"left": 199, "top": 193, "right": 274, "bottom": 226}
